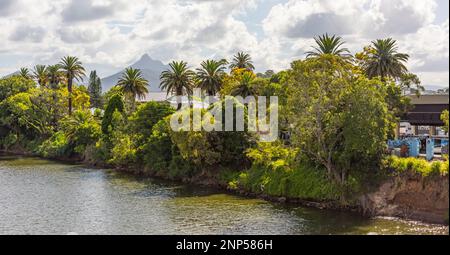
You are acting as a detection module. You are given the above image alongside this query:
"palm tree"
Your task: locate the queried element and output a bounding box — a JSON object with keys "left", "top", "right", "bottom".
{"left": 229, "top": 52, "right": 255, "bottom": 71}
{"left": 196, "top": 59, "right": 227, "bottom": 96}
{"left": 116, "top": 67, "right": 149, "bottom": 111}
{"left": 59, "top": 56, "right": 86, "bottom": 115}
{"left": 306, "top": 34, "right": 351, "bottom": 58}
{"left": 46, "top": 64, "right": 64, "bottom": 89}
{"left": 18, "top": 68, "right": 31, "bottom": 79}
{"left": 231, "top": 71, "right": 256, "bottom": 97}
{"left": 363, "top": 38, "right": 409, "bottom": 80}
{"left": 32, "top": 65, "right": 48, "bottom": 87}
{"left": 160, "top": 61, "right": 195, "bottom": 110}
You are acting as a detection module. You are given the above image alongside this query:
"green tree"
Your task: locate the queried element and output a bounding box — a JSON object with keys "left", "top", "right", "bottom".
{"left": 59, "top": 56, "right": 86, "bottom": 115}
{"left": 441, "top": 110, "right": 449, "bottom": 133}
{"left": 399, "top": 72, "right": 425, "bottom": 96}
{"left": 196, "top": 59, "right": 227, "bottom": 96}
{"left": 306, "top": 34, "right": 351, "bottom": 59}
{"left": 0, "top": 90, "right": 54, "bottom": 139}
{"left": 229, "top": 52, "right": 255, "bottom": 71}
{"left": 363, "top": 38, "right": 409, "bottom": 80}
{"left": 169, "top": 98, "right": 253, "bottom": 168}
{"left": 286, "top": 55, "right": 393, "bottom": 186}
{"left": 129, "top": 101, "right": 175, "bottom": 140}
{"left": 256, "top": 70, "right": 275, "bottom": 79}
{"left": 60, "top": 110, "right": 101, "bottom": 155}
{"left": 116, "top": 68, "right": 149, "bottom": 111}
{"left": 231, "top": 71, "right": 257, "bottom": 97}
{"left": 142, "top": 118, "right": 174, "bottom": 172}
{"left": 160, "top": 61, "right": 195, "bottom": 110}
{"left": 18, "top": 68, "right": 32, "bottom": 80}
{"left": 32, "top": 65, "right": 48, "bottom": 87}
{"left": 0, "top": 76, "right": 35, "bottom": 101}
{"left": 128, "top": 102, "right": 175, "bottom": 165}
{"left": 46, "top": 64, "right": 64, "bottom": 89}
{"left": 87, "top": 70, "right": 103, "bottom": 109}
{"left": 102, "top": 94, "right": 125, "bottom": 134}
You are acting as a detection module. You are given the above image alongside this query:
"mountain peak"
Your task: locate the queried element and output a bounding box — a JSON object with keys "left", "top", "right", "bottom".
{"left": 131, "top": 54, "right": 165, "bottom": 70}
{"left": 139, "top": 53, "right": 152, "bottom": 62}
{"left": 101, "top": 54, "right": 168, "bottom": 92}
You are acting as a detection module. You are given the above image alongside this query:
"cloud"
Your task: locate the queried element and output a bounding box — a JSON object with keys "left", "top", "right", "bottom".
{"left": 263, "top": 0, "right": 437, "bottom": 38}
{"left": 0, "top": 0, "right": 14, "bottom": 15}
{"left": 0, "top": 0, "right": 448, "bottom": 88}
{"left": 9, "top": 25, "right": 46, "bottom": 43}
{"left": 62, "top": 0, "right": 126, "bottom": 22}
{"left": 58, "top": 26, "right": 105, "bottom": 43}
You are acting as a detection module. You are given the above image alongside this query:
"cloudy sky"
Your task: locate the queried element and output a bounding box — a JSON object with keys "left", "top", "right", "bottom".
{"left": 0, "top": 0, "right": 448, "bottom": 87}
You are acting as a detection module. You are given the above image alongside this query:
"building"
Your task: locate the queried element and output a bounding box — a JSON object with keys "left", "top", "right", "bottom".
{"left": 399, "top": 94, "right": 449, "bottom": 137}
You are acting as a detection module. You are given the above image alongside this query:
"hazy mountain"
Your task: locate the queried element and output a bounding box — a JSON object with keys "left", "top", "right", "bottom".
{"left": 100, "top": 54, "right": 168, "bottom": 92}
{"left": 423, "top": 85, "right": 449, "bottom": 91}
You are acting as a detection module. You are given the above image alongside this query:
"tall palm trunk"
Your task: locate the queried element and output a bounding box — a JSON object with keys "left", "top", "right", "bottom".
{"left": 176, "top": 88, "right": 183, "bottom": 110}
{"left": 68, "top": 74, "right": 73, "bottom": 115}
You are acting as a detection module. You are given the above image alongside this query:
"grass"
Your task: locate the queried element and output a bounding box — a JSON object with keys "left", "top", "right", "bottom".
{"left": 228, "top": 163, "right": 341, "bottom": 202}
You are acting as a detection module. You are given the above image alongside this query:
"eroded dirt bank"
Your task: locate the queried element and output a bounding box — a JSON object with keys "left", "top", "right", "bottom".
{"left": 359, "top": 173, "right": 449, "bottom": 224}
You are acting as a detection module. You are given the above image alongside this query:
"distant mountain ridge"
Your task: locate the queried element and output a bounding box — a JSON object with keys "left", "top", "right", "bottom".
{"left": 100, "top": 54, "right": 168, "bottom": 92}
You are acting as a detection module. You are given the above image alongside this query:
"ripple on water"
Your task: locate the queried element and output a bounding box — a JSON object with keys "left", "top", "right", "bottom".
{"left": 0, "top": 155, "right": 448, "bottom": 235}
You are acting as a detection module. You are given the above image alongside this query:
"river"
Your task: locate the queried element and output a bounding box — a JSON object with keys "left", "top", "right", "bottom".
{"left": 0, "top": 154, "right": 447, "bottom": 235}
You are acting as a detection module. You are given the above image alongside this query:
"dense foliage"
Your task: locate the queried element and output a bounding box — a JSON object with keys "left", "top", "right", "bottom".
{"left": 286, "top": 55, "right": 392, "bottom": 185}
{"left": 1, "top": 35, "right": 446, "bottom": 205}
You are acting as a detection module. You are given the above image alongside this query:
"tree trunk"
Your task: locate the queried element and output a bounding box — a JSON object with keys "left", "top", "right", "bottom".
{"left": 176, "top": 88, "right": 183, "bottom": 110}
{"left": 68, "top": 76, "right": 73, "bottom": 115}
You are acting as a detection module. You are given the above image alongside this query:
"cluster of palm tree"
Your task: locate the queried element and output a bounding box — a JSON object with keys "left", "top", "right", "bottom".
{"left": 15, "top": 33, "right": 416, "bottom": 115}
{"left": 159, "top": 52, "right": 254, "bottom": 110}
{"left": 19, "top": 64, "right": 65, "bottom": 89}
{"left": 18, "top": 56, "right": 86, "bottom": 115}
{"left": 305, "top": 34, "right": 412, "bottom": 83}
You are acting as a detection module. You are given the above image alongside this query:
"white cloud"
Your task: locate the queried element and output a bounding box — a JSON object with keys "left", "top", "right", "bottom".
{"left": 0, "top": 0, "right": 448, "bottom": 87}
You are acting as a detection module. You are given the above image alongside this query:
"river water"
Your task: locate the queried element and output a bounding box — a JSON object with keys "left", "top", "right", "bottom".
{"left": 0, "top": 155, "right": 447, "bottom": 235}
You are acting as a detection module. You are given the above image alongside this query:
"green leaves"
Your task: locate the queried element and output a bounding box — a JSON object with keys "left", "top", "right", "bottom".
{"left": 286, "top": 55, "right": 393, "bottom": 185}
{"left": 363, "top": 38, "right": 409, "bottom": 80}
{"left": 196, "top": 59, "right": 227, "bottom": 96}
{"left": 229, "top": 52, "right": 255, "bottom": 71}
{"left": 306, "top": 34, "right": 351, "bottom": 59}
{"left": 116, "top": 67, "right": 149, "bottom": 108}
{"left": 441, "top": 110, "right": 449, "bottom": 133}
{"left": 88, "top": 71, "right": 103, "bottom": 109}
{"left": 160, "top": 61, "right": 195, "bottom": 110}
{"left": 101, "top": 94, "right": 125, "bottom": 134}
{"left": 59, "top": 56, "right": 86, "bottom": 82}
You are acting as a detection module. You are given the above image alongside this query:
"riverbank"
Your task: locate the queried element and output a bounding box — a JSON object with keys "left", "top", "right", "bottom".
{"left": 1, "top": 150, "right": 448, "bottom": 225}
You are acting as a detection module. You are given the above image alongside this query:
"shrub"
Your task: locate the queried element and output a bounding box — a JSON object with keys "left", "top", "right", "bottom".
{"left": 230, "top": 163, "right": 341, "bottom": 201}
{"left": 108, "top": 132, "right": 137, "bottom": 166}
{"left": 1, "top": 133, "right": 18, "bottom": 150}
{"left": 142, "top": 118, "right": 173, "bottom": 173}
{"left": 129, "top": 101, "right": 175, "bottom": 140}
{"left": 37, "top": 132, "right": 70, "bottom": 158}
{"left": 229, "top": 142, "right": 340, "bottom": 201}
{"left": 247, "top": 141, "right": 298, "bottom": 171}
{"left": 169, "top": 103, "right": 254, "bottom": 168}
{"left": 385, "top": 156, "right": 449, "bottom": 177}
{"left": 102, "top": 94, "right": 125, "bottom": 134}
